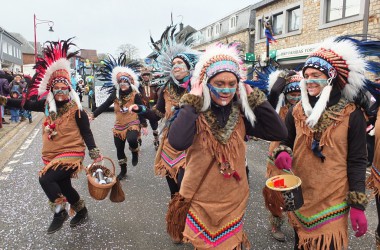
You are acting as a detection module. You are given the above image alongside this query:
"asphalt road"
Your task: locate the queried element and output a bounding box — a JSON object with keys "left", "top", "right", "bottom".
{"left": 0, "top": 97, "right": 377, "bottom": 249}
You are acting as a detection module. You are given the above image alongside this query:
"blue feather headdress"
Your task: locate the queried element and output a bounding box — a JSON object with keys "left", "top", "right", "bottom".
{"left": 98, "top": 54, "right": 141, "bottom": 99}
{"left": 150, "top": 24, "right": 199, "bottom": 86}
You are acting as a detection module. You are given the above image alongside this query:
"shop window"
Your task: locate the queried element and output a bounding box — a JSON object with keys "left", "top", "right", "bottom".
{"left": 288, "top": 7, "right": 300, "bottom": 32}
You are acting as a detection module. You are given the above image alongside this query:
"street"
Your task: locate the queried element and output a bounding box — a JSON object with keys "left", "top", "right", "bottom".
{"left": 0, "top": 97, "right": 377, "bottom": 249}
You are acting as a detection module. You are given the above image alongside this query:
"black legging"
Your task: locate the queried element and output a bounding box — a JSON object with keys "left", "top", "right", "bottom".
{"left": 376, "top": 194, "right": 380, "bottom": 236}
{"left": 39, "top": 167, "right": 80, "bottom": 204}
{"left": 166, "top": 168, "right": 185, "bottom": 198}
{"left": 114, "top": 130, "right": 139, "bottom": 160}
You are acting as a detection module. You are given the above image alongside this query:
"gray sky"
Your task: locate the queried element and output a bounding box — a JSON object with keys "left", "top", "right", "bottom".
{"left": 1, "top": 0, "right": 257, "bottom": 58}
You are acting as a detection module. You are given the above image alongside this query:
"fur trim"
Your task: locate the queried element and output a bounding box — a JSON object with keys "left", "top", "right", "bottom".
{"left": 71, "top": 199, "right": 85, "bottom": 213}
{"left": 346, "top": 191, "right": 368, "bottom": 209}
{"left": 89, "top": 148, "right": 101, "bottom": 160}
{"left": 272, "top": 145, "right": 293, "bottom": 159}
{"left": 268, "top": 70, "right": 286, "bottom": 92}
{"left": 69, "top": 88, "right": 83, "bottom": 111}
{"left": 179, "top": 93, "right": 203, "bottom": 113}
{"left": 118, "top": 158, "right": 128, "bottom": 165}
{"left": 38, "top": 58, "right": 71, "bottom": 96}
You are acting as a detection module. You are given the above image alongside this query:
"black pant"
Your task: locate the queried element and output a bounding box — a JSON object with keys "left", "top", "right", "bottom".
{"left": 166, "top": 168, "right": 185, "bottom": 198}
{"left": 39, "top": 167, "right": 80, "bottom": 205}
{"left": 113, "top": 130, "right": 139, "bottom": 160}
{"left": 376, "top": 194, "right": 380, "bottom": 236}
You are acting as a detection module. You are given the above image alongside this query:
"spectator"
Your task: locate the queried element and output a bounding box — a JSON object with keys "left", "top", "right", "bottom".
{"left": 0, "top": 68, "right": 14, "bottom": 83}
{"left": 0, "top": 70, "right": 10, "bottom": 125}
{"left": 9, "top": 89, "right": 21, "bottom": 123}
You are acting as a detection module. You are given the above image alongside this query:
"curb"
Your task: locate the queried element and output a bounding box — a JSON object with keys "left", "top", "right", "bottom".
{"left": 0, "top": 112, "right": 44, "bottom": 170}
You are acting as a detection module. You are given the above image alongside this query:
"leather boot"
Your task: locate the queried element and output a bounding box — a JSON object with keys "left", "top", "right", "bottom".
{"left": 117, "top": 158, "right": 128, "bottom": 180}
{"left": 70, "top": 199, "right": 88, "bottom": 227}
{"left": 270, "top": 215, "right": 285, "bottom": 242}
{"left": 130, "top": 147, "right": 139, "bottom": 166}
{"left": 47, "top": 201, "right": 68, "bottom": 234}
{"left": 153, "top": 130, "right": 159, "bottom": 150}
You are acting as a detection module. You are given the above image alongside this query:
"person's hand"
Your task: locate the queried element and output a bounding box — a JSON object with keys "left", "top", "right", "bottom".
{"left": 93, "top": 154, "right": 103, "bottom": 163}
{"left": 0, "top": 95, "right": 7, "bottom": 106}
{"left": 88, "top": 112, "right": 95, "bottom": 121}
{"left": 274, "top": 152, "right": 292, "bottom": 170}
{"left": 190, "top": 80, "right": 203, "bottom": 97}
{"left": 350, "top": 207, "right": 367, "bottom": 237}
{"left": 141, "top": 127, "right": 148, "bottom": 136}
{"left": 128, "top": 104, "right": 139, "bottom": 113}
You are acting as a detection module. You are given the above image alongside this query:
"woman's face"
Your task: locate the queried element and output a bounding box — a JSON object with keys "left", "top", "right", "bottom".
{"left": 303, "top": 68, "right": 328, "bottom": 96}
{"left": 118, "top": 74, "right": 132, "bottom": 91}
{"left": 52, "top": 82, "right": 70, "bottom": 102}
{"left": 286, "top": 92, "right": 301, "bottom": 105}
{"left": 171, "top": 58, "right": 189, "bottom": 80}
{"left": 209, "top": 72, "right": 238, "bottom": 106}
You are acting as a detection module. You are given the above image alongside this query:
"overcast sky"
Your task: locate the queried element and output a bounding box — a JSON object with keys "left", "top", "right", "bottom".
{"left": 1, "top": 0, "right": 259, "bottom": 58}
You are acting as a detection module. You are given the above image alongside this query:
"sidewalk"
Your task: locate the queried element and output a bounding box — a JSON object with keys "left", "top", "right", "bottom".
{"left": 0, "top": 112, "right": 44, "bottom": 169}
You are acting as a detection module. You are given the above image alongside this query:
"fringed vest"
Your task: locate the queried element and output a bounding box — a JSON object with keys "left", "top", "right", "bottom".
{"left": 154, "top": 87, "right": 187, "bottom": 179}
{"left": 41, "top": 101, "right": 85, "bottom": 177}
{"left": 112, "top": 92, "right": 140, "bottom": 140}
{"left": 180, "top": 104, "right": 250, "bottom": 250}
{"left": 289, "top": 101, "right": 356, "bottom": 250}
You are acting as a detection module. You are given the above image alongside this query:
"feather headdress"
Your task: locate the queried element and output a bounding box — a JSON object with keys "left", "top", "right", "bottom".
{"left": 150, "top": 24, "right": 199, "bottom": 86}
{"left": 191, "top": 43, "right": 256, "bottom": 126}
{"left": 98, "top": 54, "right": 141, "bottom": 99}
{"left": 30, "top": 38, "right": 81, "bottom": 113}
{"left": 301, "top": 35, "right": 380, "bottom": 127}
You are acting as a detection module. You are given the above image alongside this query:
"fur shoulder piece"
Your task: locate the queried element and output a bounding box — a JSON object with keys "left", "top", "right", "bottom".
{"left": 179, "top": 93, "right": 203, "bottom": 113}
{"left": 247, "top": 88, "right": 267, "bottom": 110}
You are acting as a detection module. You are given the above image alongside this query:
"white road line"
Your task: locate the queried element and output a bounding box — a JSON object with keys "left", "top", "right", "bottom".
{"left": 2, "top": 167, "right": 13, "bottom": 173}
{"left": 7, "top": 160, "right": 19, "bottom": 165}
{"left": 0, "top": 175, "right": 9, "bottom": 180}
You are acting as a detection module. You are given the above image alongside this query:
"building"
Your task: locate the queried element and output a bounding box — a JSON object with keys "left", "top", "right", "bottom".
{"left": 0, "top": 27, "right": 23, "bottom": 72}
{"left": 192, "top": 5, "right": 255, "bottom": 59}
{"left": 254, "top": 0, "right": 380, "bottom": 69}
{"left": 9, "top": 32, "right": 42, "bottom": 75}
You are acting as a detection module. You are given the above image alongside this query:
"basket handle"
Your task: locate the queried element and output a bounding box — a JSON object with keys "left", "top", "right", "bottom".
{"left": 87, "top": 156, "right": 116, "bottom": 176}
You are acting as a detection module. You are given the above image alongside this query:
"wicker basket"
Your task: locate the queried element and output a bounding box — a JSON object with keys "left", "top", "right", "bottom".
{"left": 86, "top": 157, "right": 116, "bottom": 200}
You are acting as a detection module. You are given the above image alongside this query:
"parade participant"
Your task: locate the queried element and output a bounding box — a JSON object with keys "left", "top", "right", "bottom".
{"left": 147, "top": 24, "right": 199, "bottom": 198}
{"left": 366, "top": 75, "right": 380, "bottom": 248}
{"left": 138, "top": 67, "right": 160, "bottom": 149}
{"left": 0, "top": 38, "right": 102, "bottom": 234}
{"left": 273, "top": 35, "right": 373, "bottom": 249}
{"left": 264, "top": 69, "right": 302, "bottom": 242}
{"left": 91, "top": 54, "right": 148, "bottom": 180}
{"left": 167, "top": 43, "right": 287, "bottom": 249}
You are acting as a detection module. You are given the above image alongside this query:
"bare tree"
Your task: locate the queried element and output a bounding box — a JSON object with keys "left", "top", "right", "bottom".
{"left": 116, "top": 43, "right": 140, "bottom": 61}
{"left": 97, "top": 53, "right": 108, "bottom": 62}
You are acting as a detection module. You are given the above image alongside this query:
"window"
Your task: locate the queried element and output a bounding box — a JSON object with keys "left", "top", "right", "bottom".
{"left": 272, "top": 13, "right": 283, "bottom": 35}
{"left": 288, "top": 7, "right": 300, "bottom": 32}
{"left": 8, "top": 44, "right": 12, "bottom": 56}
{"left": 326, "top": 0, "right": 360, "bottom": 22}
{"left": 258, "top": 19, "right": 266, "bottom": 39}
{"left": 214, "top": 23, "right": 222, "bottom": 35}
{"left": 230, "top": 16, "right": 238, "bottom": 29}
{"left": 206, "top": 27, "right": 213, "bottom": 38}
{"left": 2, "top": 42, "right": 6, "bottom": 54}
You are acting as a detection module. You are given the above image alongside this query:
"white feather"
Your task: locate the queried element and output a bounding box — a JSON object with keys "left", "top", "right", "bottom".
{"left": 239, "top": 81, "right": 256, "bottom": 126}
{"left": 111, "top": 66, "right": 139, "bottom": 88}
{"left": 38, "top": 59, "right": 71, "bottom": 96}
{"left": 275, "top": 93, "right": 285, "bottom": 114}
{"left": 306, "top": 85, "right": 332, "bottom": 128}
{"left": 268, "top": 70, "right": 285, "bottom": 92}
{"left": 300, "top": 79, "right": 313, "bottom": 117}
{"left": 46, "top": 91, "right": 57, "bottom": 114}
{"left": 69, "top": 88, "right": 83, "bottom": 111}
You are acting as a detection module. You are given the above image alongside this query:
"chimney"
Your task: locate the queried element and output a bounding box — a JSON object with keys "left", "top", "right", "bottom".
{"left": 180, "top": 22, "right": 184, "bottom": 31}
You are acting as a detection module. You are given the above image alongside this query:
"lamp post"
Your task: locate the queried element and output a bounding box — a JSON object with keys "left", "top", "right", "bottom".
{"left": 34, "top": 14, "right": 54, "bottom": 62}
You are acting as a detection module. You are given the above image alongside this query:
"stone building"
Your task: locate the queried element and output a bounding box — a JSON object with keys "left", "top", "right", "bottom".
{"left": 254, "top": 0, "right": 379, "bottom": 69}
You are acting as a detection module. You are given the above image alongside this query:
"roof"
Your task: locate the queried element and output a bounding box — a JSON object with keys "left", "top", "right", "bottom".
{"left": 79, "top": 49, "right": 99, "bottom": 63}
{"left": 252, "top": 0, "right": 277, "bottom": 10}
{"left": 0, "top": 27, "right": 22, "bottom": 45}
{"left": 9, "top": 32, "right": 36, "bottom": 54}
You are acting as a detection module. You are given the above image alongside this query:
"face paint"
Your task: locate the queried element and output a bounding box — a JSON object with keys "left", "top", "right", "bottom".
{"left": 119, "top": 82, "right": 130, "bottom": 88}
{"left": 286, "top": 94, "right": 301, "bottom": 102}
{"left": 171, "top": 63, "right": 188, "bottom": 72}
{"left": 118, "top": 76, "right": 132, "bottom": 84}
{"left": 52, "top": 88, "right": 70, "bottom": 96}
{"left": 305, "top": 79, "right": 328, "bottom": 86}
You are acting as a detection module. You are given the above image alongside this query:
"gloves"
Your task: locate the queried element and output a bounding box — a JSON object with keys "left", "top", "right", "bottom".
{"left": 350, "top": 207, "right": 367, "bottom": 237}
{"left": 274, "top": 151, "right": 292, "bottom": 170}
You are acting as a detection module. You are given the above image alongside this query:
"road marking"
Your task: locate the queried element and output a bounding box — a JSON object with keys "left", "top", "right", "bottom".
{"left": 7, "top": 160, "right": 19, "bottom": 165}
{"left": 2, "top": 166, "right": 13, "bottom": 173}
{"left": 0, "top": 175, "right": 8, "bottom": 180}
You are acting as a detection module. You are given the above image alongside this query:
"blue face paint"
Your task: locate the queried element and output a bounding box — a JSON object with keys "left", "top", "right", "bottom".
{"left": 286, "top": 94, "right": 301, "bottom": 102}
{"left": 305, "top": 79, "right": 328, "bottom": 86}
{"left": 207, "top": 83, "right": 236, "bottom": 99}
{"left": 52, "top": 89, "right": 70, "bottom": 96}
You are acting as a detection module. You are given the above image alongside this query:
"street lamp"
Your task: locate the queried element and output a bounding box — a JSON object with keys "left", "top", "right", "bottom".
{"left": 34, "top": 14, "right": 54, "bottom": 62}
